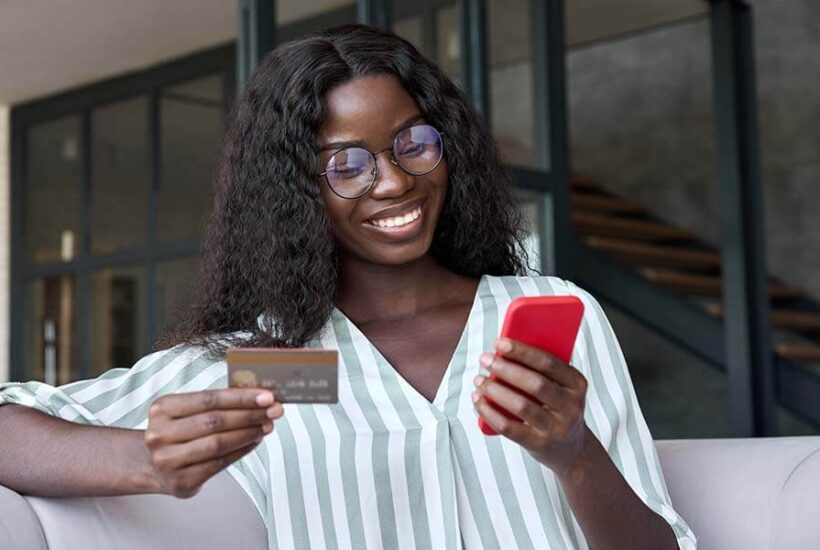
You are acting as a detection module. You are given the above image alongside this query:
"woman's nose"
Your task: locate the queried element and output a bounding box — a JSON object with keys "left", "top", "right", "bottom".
{"left": 368, "top": 154, "right": 414, "bottom": 199}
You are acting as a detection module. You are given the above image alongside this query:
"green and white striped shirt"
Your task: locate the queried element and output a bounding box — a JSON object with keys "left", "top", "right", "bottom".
{"left": 0, "top": 275, "right": 696, "bottom": 549}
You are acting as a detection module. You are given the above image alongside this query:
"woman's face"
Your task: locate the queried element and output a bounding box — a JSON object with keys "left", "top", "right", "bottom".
{"left": 317, "top": 74, "right": 448, "bottom": 267}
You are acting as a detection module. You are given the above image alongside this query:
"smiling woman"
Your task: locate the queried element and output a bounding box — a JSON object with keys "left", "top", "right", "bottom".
{"left": 0, "top": 24, "right": 696, "bottom": 550}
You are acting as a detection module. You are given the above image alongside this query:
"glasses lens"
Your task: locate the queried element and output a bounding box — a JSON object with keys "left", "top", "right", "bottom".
{"left": 393, "top": 125, "right": 443, "bottom": 175}
{"left": 325, "top": 147, "right": 375, "bottom": 198}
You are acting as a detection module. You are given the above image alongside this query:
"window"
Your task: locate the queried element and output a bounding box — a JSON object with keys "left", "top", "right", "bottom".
{"left": 11, "top": 46, "right": 233, "bottom": 383}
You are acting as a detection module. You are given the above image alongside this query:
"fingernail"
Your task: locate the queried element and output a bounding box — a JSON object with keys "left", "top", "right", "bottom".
{"left": 479, "top": 353, "right": 493, "bottom": 367}
{"left": 266, "top": 405, "right": 282, "bottom": 419}
{"left": 471, "top": 391, "right": 480, "bottom": 403}
{"left": 473, "top": 374, "right": 485, "bottom": 387}
{"left": 256, "top": 392, "right": 274, "bottom": 406}
{"left": 262, "top": 422, "right": 273, "bottom": 433}
{"left": 496, "top": 339, "right": 512, "bottom": 353}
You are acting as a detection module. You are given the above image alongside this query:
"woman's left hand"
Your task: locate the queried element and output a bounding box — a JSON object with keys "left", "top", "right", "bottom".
{"left": 472, "top": 338, "right": 590, "bottom": 475}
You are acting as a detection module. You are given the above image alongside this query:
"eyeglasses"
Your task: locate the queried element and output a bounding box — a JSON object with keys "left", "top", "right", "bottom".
{"left": 318, "top": 124, "right": 444, "bottom": 199}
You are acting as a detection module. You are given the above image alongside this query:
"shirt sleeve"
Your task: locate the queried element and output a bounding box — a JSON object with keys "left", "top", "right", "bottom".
{"left": 565, "top": 280, "right": 698, "bottom": 550}
{"left": 0, "top": 345, "right": 226, "bottom": 429}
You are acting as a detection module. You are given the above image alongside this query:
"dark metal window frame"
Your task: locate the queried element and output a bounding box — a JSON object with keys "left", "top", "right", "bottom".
{"left": 10, "top": 44, "right": 236, "bottom": 383}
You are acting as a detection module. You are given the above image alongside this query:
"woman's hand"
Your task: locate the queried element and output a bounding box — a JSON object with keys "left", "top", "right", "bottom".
{"left": 472, "top": 338, "right": 589, "bottom": 475}
{"left": 144, "top": 389, "right": 283, "bottom": 498}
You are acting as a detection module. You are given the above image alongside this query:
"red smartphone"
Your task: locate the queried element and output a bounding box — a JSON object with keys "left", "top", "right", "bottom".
{"left": 478, "top": 295, "right": 585, "bottom": 436}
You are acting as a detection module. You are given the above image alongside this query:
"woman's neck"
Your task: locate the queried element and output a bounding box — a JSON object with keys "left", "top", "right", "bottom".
{"left": 335, "top": 253, "right": 467, "bottom": 325}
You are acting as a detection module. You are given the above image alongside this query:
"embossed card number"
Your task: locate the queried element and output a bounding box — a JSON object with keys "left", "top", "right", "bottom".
{"left": 226, "top": 348, "right": 339, "bottom": 404}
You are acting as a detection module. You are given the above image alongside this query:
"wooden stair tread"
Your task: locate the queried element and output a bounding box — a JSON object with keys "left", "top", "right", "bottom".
{"left": 571, "top": 176, "right": 602, "bottom": 191}
{"left": 571, "top": 193, "right": 645, "bottom": 215}
{"left": 705, "top": 304, "right": 820, "bottom": 331}
{"left": 573, "top": 212, "right": 693, "bottom": 241}
{"left": 639, "top": 268, "right": 803, "bottom": 299}
{"left": 583, "top": 237, "right": 721, "bottom": 270}
{"left": 776, "top": 342, "right": 820, "bottom": 362}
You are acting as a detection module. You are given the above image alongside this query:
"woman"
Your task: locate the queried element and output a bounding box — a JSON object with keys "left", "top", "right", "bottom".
{"left": 0, "top": 25, "right": 695, "bottom": 550}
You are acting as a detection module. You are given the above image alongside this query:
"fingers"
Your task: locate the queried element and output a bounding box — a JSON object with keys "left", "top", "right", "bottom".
{"left": 151, "top": 389, "right": 275, "bottom": 420}
{"left": 152, "top": 425, "right": 270, "bottom": 472}
{"left": 167, "top": 441, "right": 261, "bottom": 499}
{"left": 472, "top": 390, "right": 533, "bottom": 444}
{"left": 481, "top": 355, "right": 572, "bottom": 411}
{"left": 494, "top": 339, "right": 586, "bottom": 390}
{"left": 158, "top": 404, "right": 284, "bottom": 444}
{"left": 474, "top": 374, "right": 553, "bottom": 428}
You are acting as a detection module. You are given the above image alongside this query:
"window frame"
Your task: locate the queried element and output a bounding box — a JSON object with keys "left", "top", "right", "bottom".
{"left": 10, "top": 44, "right": 235, "bottom": 383}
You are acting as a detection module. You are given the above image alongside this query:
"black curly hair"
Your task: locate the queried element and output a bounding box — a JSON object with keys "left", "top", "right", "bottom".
{"left": 159, "top": 24, "right": 531, "bottom": 355}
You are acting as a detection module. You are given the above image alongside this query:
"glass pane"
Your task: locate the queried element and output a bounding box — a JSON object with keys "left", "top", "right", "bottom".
{"left": 778, "top": 405, "right": 820, "bottom": 437}
{"left": 393, "top": 16, "right": 425, "bottom": 53}
{"left": 393, "top": 1, "right": 461, "bottom": 84}
{"left": 91, "top": 96, "right": 149, "bottom": 254}
{"left": 603, "top": 304, "right": 732, "bottom": 439}
{"left": 489, "top": 0, "right": 535, "bottom": 166}
{"left": 754, "top": 0, "right": 820, "bottom": 411}
{"left": 23, "top": 276, "right": 78, "bottom": 384}
{"left": 567, "top": 15, "right": 719, "bottom": 244}
{"left": 275, "top": 0, "right": 356, "bottom": 43}
{"left": 91, "top": 267, "right": 147, "bottom": 376}
{"left": 155, "top": 256, "right": 200, "bottom": 338}
{"left": 158, "top": 75, "right": 224, "bottom": 243}
{"left": 26, "top": 116, "right": 82, "bottom": 264}
{"left": 517, "top": 189, "right": 551, "bottom": 275}
{"left": 435, "top": 5, "right": 460, "bottom": 83}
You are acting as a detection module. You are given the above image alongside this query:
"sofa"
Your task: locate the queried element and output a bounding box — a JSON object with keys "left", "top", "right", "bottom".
{"left": 2, "top": 436, "right": 819, "bottom": 550}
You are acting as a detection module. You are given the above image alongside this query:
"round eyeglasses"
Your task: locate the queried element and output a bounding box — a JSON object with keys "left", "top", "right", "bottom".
{"left": 318, "top": 124, "right": 444, "bottom": 199}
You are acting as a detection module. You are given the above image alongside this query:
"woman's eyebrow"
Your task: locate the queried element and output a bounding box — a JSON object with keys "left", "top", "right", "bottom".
{"left": 318, "top": 114, "right": 427, "bottom": 152}
{"left": 394, "top": 113, "right": 425, "bottom": 132}
{"left": 319, "top": 139, "right": 364, "bottom": 152}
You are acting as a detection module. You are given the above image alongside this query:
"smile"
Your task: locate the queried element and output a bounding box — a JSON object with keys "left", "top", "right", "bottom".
{"left": 367, "top": 205, "right": 422, "bottom": 228}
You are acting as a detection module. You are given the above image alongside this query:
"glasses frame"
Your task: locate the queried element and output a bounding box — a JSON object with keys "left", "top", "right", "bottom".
{"left": 317, "top": 124, "right": 445, "bottom": 199}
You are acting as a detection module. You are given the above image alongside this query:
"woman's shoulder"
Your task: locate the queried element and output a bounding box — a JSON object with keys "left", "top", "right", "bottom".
{"left": 484, "top": 274, "right": 596, "bottom": 301}
{"left": 134, "top": 330, "right": 253, "bottom": 371}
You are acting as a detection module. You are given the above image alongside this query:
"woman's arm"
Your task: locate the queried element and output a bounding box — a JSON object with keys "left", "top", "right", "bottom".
{"left": 0, "top": 388, "right": 281, "bottom": 498}
{"left": 474, "top": 344, "right": 678, "bottom": 550}
{"left": 473, "top": 280, "right": 696, "bottom": 549}
{"left": 0, "top": 405, "right": 159, "bottom": 497}
{"left": 554, "top": 424, "right": 678, "bottom": 550}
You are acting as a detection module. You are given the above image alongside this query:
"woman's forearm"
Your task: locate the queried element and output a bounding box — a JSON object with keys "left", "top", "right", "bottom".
{"left": 553, "top": 425, "right": 678, "bottom": 550}
{"left": 0, "top": 404, "right": 162, "bottom": 497}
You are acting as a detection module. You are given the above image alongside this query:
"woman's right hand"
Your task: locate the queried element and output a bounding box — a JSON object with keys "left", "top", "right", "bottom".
{"left": 144, "top": 389, "right": 282, "bottom": 498}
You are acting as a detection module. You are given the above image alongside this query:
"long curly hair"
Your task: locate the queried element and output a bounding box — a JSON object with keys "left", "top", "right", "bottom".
{"left": 159, "top": 24, "right": 530, "bottom": 355}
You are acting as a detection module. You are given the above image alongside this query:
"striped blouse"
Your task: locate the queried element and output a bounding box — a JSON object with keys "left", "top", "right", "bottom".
{"left": 0, "top": 275, "right": 697, "bottom": 549}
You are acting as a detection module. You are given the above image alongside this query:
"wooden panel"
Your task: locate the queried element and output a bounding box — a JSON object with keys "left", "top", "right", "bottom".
{"left": 583, "top": 237, "right": 721, "bottom": 270}
{"left": 571, "top": 193, "right": 644, "bottom": 214}
{"left": 573, "top": 211, "right": 693, "bottom": 241}
{"left": 776, "top": 342, "right": 820, "bottom": 362}
{"left": 640, "top": 268, "right": 802, "bottom": 299}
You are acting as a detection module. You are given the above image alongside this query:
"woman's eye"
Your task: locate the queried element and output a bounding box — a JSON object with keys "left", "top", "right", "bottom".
{"left": 331, "top": 166, "right": 365, "bottom": 179}
{"left": 398, "top": 143, "right": 425, "bottom": 157}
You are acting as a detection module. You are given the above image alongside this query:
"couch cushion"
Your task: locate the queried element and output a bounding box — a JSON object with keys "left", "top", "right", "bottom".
{"left": 0, "top": 483, "right": 48, "bottom": 549}
{"left": 656, "top": 436, "right": 820, "bottom": 550}
{"left": 24, "top": 470, "right": 267, "bottom": 550}
{"left": 770, "top": 444, "right": 820, "bottom": 548}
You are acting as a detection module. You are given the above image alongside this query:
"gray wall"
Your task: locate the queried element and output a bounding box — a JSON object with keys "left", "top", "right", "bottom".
{"left": 567, "top": 0, "right": 820, "bottom": 437}
{"left": 567, "top": 0, "right": 820, "bottom": 301}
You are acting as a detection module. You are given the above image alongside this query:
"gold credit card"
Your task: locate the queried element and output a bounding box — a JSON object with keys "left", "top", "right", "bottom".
{"left": 226, "top": 348, "right": 338, "bottom": 404}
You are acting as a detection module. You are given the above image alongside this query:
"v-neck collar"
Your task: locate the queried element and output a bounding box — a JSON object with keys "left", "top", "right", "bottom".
{"left": 331, "top": 274, "right": 487, "bottom": 410}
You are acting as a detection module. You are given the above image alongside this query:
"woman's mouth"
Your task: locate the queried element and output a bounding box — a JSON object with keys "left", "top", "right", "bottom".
{"left": 366, "top": 205, "right": 422, "bottom": 228}
{"left": 364, "top": 205, "right": 425, "bottom": 239}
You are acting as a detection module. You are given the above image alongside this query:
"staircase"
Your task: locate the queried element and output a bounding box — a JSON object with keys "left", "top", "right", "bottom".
{"left": 567, "top": 176, "right": 820, "bottom": 429}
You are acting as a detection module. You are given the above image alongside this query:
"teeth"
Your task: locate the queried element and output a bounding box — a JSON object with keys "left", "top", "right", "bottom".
{"left": 370, "top": 206, "right": 422, "bottom": 228}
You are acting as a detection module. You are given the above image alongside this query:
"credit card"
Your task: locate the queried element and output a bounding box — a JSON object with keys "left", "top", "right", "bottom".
{"left": 226, "top": 348, "right": 338, "bottom": 404}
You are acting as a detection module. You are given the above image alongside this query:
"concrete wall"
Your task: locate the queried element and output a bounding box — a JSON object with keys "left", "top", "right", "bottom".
{"left": 567, "top": 0, "right": 820, "bottom": 437}
{"left": 567, "top": 0, "right": 820, "bottom": 301}
{"left": 0, "top": 105, "right": 9, "bottom": 383}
